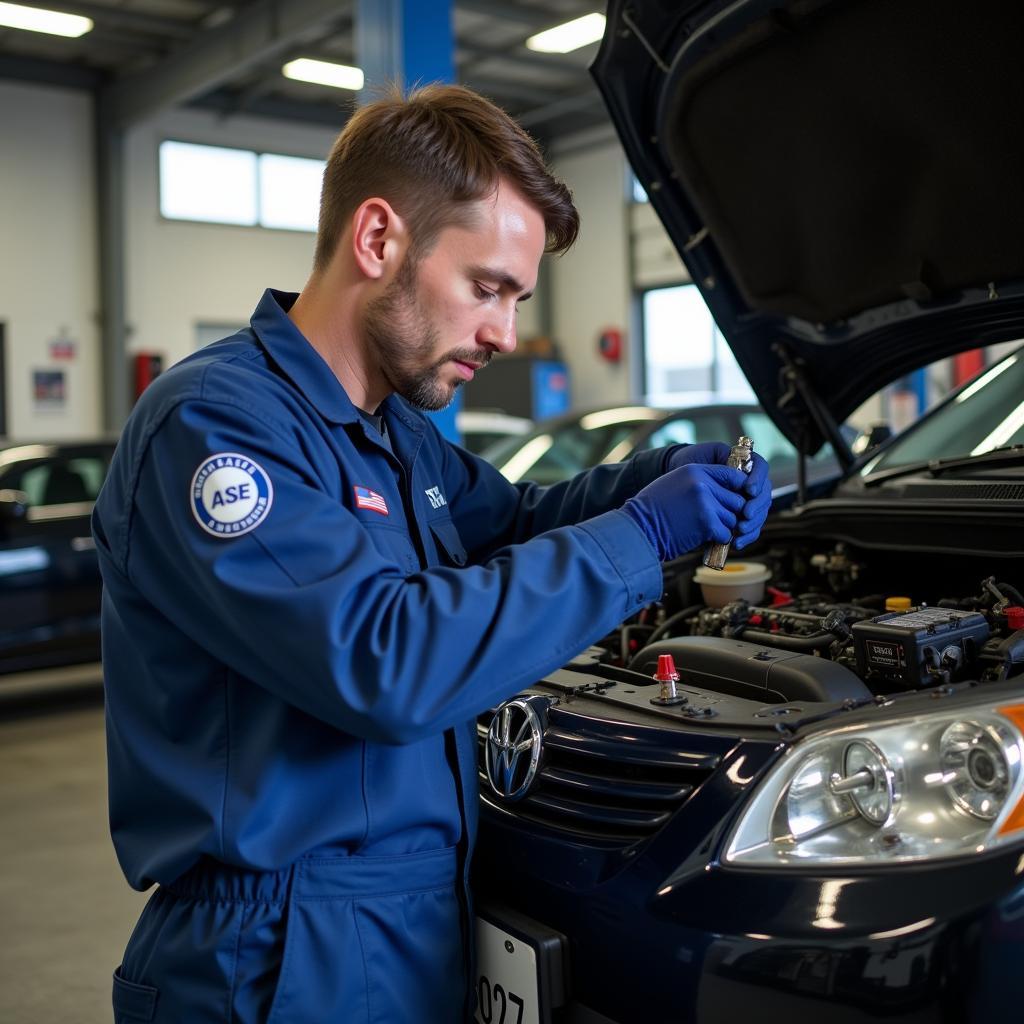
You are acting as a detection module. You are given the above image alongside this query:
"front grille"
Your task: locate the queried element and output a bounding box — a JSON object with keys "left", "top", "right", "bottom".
{"left": 477, "top": 707, "right": 720, "bottom": 845}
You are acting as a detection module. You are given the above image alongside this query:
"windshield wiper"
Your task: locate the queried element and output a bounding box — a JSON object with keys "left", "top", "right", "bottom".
{"left": 864, "top": 444, "right": 1024, "bottom": 485}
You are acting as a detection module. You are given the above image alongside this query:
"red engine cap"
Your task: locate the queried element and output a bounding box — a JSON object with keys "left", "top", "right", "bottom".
{"left": 655, "top": 653, "right": 679, "bottom": 681}
{"left": 1006, "top": 606, "right": 1024, "bottom": 631}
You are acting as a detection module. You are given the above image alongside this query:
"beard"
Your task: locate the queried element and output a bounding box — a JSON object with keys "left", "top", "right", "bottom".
{"left": 363, "top": 257, "right": 491, "bottom": 411}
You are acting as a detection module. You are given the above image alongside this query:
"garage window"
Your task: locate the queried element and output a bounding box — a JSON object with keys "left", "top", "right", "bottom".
{"left": 641, "top": 284, "right": 754, "bottom": 405}
{"left": 159, "top": 141, "right": 325, "bottom": 232}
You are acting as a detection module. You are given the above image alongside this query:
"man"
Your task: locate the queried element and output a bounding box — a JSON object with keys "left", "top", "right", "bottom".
{"left": 94, "top": 84, "right": 769, "bottom": 1023}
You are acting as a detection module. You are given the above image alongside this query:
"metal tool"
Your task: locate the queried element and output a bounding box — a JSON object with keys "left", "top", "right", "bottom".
{"left": 703, "top": 435, "right": 754, "bottom": 571}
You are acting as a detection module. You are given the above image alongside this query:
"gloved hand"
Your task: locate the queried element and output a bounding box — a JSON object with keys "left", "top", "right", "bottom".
{"left": 622, "top": 464, "right": 748, "bottom": 562}
{"left": 665, "top": 442, "right": 772, "bottom": 551}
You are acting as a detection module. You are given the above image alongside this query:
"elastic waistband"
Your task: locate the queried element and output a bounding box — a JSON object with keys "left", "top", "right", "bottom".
{"left": 166, "top": 846, "right": 458, "bottom": 904}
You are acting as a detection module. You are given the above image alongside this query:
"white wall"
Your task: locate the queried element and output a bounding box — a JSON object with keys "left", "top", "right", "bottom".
{"left": 125, "top": 108, "right": 341, "bottom": 366}
{"left": 549, "top": 136, "right": 634, "bottom": 410}
{"left": 0, "top": 81, "right": 100, "bottom": 440}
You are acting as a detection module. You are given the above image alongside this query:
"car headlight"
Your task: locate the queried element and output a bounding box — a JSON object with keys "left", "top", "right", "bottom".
{"left": 725, "top": 702, "right": 1024, "bottom": 866}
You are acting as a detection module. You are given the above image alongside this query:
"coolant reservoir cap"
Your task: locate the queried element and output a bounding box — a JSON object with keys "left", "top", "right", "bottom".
{"left": 655, "top": 654, "right": 679, "bottom": 682}
{"left": 885, "top": 596, "right": 913, "bottom": 612}
{"left": 1006, "top": 606, "right": 1024, "bottom": 631}
{"left": 693, "top": 561, "right": 770, "bottom": 585}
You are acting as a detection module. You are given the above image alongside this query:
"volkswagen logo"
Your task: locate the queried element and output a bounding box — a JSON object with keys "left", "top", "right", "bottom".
{"left": 485, "top": 697, "right": 544, "bottom": 801}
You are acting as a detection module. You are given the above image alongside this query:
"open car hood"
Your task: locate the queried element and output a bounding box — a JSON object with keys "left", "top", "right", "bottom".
{"left": 591, "top": 0, "right": 1024, "bottom": 453}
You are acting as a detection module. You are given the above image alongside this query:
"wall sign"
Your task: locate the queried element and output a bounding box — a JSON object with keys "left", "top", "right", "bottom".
{"left": 32, "top": 369, "right": 66, "bottom": 411}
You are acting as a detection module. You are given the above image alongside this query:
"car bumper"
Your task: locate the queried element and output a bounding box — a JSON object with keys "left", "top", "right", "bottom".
{"left": 473, "top": 821, "right": 1024, "bottom": 1023}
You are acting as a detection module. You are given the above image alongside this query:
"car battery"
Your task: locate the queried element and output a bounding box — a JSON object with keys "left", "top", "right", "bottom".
{"left": 852, "top": 607, "right": 990, "bottom": 686}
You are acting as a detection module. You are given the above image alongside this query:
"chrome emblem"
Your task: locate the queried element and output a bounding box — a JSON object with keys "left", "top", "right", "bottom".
{"left": 485, "top": 698, "right": 544, "bottom": 801}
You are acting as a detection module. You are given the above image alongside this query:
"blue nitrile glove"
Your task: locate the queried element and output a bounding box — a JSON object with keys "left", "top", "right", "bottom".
{"left": 665, "top": 443, "right": 772, "bottom": 550}
{"left": 623, "top": 464, "right": 748, "bottom": 562}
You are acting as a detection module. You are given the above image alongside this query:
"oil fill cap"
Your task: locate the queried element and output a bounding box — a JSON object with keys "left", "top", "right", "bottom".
{"left": 885, "top": 596, "right": 913, "bottom": 612}
{"left": 655, "top": 654, "right": 679, "bottom": 681}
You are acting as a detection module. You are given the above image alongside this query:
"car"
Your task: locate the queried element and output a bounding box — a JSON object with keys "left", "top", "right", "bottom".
{"left": 480, "top": 401, "right": 848, "bottom": 494}
{"left": 456, "top": 408, "right": 533, "bottom": 457}
{"left": 470, "top": 2, "right": 1024, "bottom": 1023}
{"left": 0, "top": 439, "right": 114, "bottom": 676}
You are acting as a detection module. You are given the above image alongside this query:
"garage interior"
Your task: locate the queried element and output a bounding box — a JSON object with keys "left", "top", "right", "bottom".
{"left": 2, "top": 1, "right": 1022, "bottom": 1022}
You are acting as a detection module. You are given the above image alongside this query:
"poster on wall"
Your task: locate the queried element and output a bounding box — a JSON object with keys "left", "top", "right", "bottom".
{"left": 49, "top": 336, "right": 76, "bottom": 361}
{"left": 32, "top": 369, "right": 66, "bottom": 411}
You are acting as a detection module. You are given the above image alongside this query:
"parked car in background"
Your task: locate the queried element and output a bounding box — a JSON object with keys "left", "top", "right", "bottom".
{"left": 456, "top": 408, "right": 533, "bottom": 456}
{"left": 481, "top": 402, "right": 846, "bottom": 493}
{"left": 0, "top": 439, "right": 115, "bottom": 676}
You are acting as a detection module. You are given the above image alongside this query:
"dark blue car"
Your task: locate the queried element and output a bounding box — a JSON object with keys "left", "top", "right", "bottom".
{"left": 0, "top": 440, "right": 114, "bottom": 677}
{"left": 471, "top": 1, "right": 1024, "bottom": 1021}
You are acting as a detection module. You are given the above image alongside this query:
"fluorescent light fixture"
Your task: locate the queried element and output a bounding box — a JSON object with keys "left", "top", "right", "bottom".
{"left": 0, "top": 1, "right": 92, "bottom": 37}
{"left": 526, "top": 12, "right": 605, "bottom": 53}
{"left": 282, "top": 58, "right": 364, "bottom": 91}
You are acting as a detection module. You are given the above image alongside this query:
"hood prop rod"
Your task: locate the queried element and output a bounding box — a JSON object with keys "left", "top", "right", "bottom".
{"left": 774, "top": 343, "right": 855, "bottom": 473}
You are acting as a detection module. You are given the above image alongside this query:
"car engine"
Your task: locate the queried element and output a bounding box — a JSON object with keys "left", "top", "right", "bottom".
{"left": 598, "top": 543, "right": 1024, "bottom": 704}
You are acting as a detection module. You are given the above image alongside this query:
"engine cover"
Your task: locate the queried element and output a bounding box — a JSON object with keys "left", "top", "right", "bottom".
{"left": 630, "top": 637, "right": 870, "bottom": 705}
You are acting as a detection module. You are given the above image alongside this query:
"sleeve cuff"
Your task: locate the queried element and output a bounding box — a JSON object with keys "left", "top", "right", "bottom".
{"left": 577, "top": 509, "right": 664, "bottom": 612}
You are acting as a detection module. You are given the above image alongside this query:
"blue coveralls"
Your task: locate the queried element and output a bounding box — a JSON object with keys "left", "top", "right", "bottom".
{"left": 94, "top": 289, "right": 665, "bottom": 1023}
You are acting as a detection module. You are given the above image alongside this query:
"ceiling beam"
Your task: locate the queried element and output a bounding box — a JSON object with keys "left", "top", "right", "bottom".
{"left": 13, "top": 0, "right": 195, "bottom": 39}
{"left": 101, "top": 0, "right": 352, "bottom": 129}
{"left": 460, "top": 75, "right": 554, "bottom": 106}
{"left": 515, "top": 86, "right": 605, "bottom": 129}
{"left": 458, "top": 37, "right": 584, "bottom": 70}
{"left": 0, "top": 52, "right": 102, "bottom": 89}
{"left": 456, "top": 0, "right": 592, "bottom": 29}
{"left": 189, "top": 88, "right": 353, "bottom": 129}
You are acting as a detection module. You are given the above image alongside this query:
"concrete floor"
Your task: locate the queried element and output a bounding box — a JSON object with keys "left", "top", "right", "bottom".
{"left": 0, "top": 677, "right": 148, "bottom": 1023}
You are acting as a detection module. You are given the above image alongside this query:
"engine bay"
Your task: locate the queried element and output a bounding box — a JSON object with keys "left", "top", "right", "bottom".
{"left": 592, "top": 541, "right": 1024, "bottom": 708}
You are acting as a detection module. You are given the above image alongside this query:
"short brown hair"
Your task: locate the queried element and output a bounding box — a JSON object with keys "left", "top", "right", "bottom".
{"left": 313, "top": 83, "right": 579, "bottom": 272}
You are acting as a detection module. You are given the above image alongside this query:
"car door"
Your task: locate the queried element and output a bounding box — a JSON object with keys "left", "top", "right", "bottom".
{"left": 0, "top": 444, "right": 111, "bottom": 671}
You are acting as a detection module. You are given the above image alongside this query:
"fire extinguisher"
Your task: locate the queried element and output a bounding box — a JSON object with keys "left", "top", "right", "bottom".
{"left": 133, "top": 353, "right": 164, "bottom": 399}
{"left": 597, "top": 328, "right": 623, "bottom": 363}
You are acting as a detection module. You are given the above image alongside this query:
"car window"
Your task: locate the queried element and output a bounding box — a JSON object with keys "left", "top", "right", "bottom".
{"left": 647, "top": 419, "right": 697, "bottom": 447}
{"left": 461, "top": 431, "right": 510, "bottom": 456}
{"left": 496, "top": 419, "right": 648, "bottom": 484}
{"left": 1, "top": 455, "right": 107, "bottom": 507}
{"left": 739, "top": 412, "right": 837, "bottom": 468}
{"left": 526, "top": 422, "right": 639, "bottom": 484}
{"left": 644, "top": 413, "right": 733, "bottom": 450}
{"left": 864, "top": 347, "right": 1024, "bottom": 473}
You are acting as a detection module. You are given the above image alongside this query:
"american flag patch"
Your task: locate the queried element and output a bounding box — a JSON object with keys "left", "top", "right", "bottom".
{"left": 353, "top": 485, "right": 389, "bottom": 515}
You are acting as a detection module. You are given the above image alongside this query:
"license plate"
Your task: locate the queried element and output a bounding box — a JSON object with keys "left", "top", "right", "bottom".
{"left": 474, "top": 908, "right": 566, "bottom": 1024}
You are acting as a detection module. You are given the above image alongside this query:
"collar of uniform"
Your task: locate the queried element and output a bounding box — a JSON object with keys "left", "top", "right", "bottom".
{"left": 381, "top": 393, "right": 426, "bottom": 437}
{"left": 251, "top": 288, "right": 361, "bottom": 425}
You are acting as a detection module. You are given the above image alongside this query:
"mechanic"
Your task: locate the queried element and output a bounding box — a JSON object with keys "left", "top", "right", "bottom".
{"left": 93, "top": 84, "right": 770, "bottom": 1023}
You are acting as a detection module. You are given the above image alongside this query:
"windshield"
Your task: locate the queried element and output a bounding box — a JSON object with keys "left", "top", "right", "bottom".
{"left": 862, "top": 347, "right": 1024, "bottom": 475}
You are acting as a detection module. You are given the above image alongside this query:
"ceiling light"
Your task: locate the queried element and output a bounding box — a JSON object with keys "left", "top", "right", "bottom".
{"left": 526, "top": 13, "right": 605, "bottom": 54}
{"left": 282, "top": 58, "right": 364, "bottom": 91}
{"left": 0, "top": 2, "right": 92, "bottom": 37}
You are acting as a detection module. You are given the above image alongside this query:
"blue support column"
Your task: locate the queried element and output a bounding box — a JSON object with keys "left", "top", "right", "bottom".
{"left": 909, "top": 367, "right": 928, "bottom": 416}
{"left": 356, "top": 0, "right": 461, "bottom": 443}
{"left": 356, "top": 0, "right": 454, "bottom": 91}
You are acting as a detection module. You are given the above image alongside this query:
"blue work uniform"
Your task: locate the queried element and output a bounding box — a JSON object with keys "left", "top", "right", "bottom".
{"left": 94, "top": 289, "right": 665, "bottom": 1024}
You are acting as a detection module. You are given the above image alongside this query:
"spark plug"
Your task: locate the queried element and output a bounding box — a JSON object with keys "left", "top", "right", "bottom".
{"left": 703, "top": 436, "right": 754, "bottom": 572}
